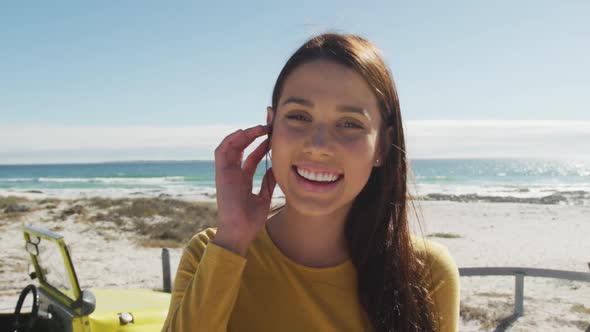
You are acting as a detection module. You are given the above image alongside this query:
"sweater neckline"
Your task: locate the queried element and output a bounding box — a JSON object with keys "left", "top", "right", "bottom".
{"left": 261, "top": 222, "right": 355, "bottom": 275}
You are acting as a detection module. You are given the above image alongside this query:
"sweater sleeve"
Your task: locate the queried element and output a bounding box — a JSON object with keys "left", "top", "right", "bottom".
{"left": 421, "top": 241, "right": 461, "bottom": 332}
{"left": 161, "top": 228, "right": 247, "bottom": 332}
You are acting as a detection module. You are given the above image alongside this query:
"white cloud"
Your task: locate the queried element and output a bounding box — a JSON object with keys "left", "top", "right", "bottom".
{"left": 0, "top": 124, "right": 267, "bottom": 164}
{"left": 0, "top": 124, "right": 238, "bottom": 150}
{"left": 1, "top": 121, "right": 589, "bottom": 164}
{"left": 404, "top": 120, "right": 590, "bottom": 159}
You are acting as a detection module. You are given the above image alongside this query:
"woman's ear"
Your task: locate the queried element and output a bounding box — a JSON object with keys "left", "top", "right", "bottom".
{"left": 266, "top": 106, "right": 275, "bottom": 127}
{"left": 266, "top": 106, "right": 276, "bottom": 150}
{"left": 266, "top": 106, "right": 276, "bottom": 140}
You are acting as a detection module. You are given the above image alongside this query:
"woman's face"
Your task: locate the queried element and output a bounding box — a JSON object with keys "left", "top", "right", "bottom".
{"left": 268, "top": 59, "right": 384, "bottom": 218}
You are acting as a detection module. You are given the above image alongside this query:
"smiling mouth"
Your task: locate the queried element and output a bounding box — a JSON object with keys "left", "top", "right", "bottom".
{"left": 292, "top": 165, "right": 343, "bottom": 184}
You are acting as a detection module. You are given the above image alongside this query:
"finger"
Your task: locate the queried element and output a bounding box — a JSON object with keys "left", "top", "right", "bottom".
{"left": 258, "top": 167, "right": 276, "bottom": 201}
{"left": 215, "top": 125, "right": 267, "bottom": 166}
{"left": 218, "top": 125, "right": 267, "bottom": 156}
{"left": 243, "top": 138, "right": 269, "bottom": 181}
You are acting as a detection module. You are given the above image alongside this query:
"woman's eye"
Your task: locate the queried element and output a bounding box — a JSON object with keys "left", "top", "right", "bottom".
{"left": 286, "top": 114, "right": 310, "bottom": 122}
{"left": 341, "top": 121, "right": 363, "bottom": 129}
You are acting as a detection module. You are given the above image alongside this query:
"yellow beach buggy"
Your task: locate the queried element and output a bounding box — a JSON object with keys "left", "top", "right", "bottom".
{"left": 0, "top": 226, "right": 171, "bottom": 332}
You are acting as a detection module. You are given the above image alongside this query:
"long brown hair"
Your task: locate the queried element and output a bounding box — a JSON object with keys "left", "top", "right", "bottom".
{"left": 268, "top": 33, "right": 436, "bottom": 331}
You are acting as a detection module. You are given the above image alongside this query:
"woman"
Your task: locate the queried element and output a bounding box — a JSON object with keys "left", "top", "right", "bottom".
{"left": 163, "top": 32, "right": 460, "bottom": 332}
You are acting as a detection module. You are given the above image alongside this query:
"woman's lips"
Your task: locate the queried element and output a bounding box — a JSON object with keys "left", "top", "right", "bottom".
{"left": 293, "top": 162, "right": 343, "bottom": 177}
{"left": 292, "top": 166, "right": 343, "bottom": 193}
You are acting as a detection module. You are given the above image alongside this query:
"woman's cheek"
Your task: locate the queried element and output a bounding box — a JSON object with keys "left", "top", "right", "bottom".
{"left": 269, "top": 128, "right": 294, "bottom": 180}
{"left": 281, "top": 122, "right": 308, "bottom": 139}
{"left": 335, "top": 132, "right": 376, "bottom": 156}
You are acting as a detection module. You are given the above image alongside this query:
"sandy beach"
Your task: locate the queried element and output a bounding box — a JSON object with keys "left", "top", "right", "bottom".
{"left": 412, "top": 201, "right": 590, "bottom": 331}
{"left": 1, "top": 196, "right": 588, "bottom": 331}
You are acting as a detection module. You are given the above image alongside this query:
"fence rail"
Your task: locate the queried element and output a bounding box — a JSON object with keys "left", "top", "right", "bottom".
{"left": 458, "top": 267, "right": 590, "bottom": 318}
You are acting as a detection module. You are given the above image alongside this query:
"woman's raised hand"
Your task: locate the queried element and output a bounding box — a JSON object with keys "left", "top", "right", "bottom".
{"left": 212, "top": 125, "right": 276, "bottom": 256}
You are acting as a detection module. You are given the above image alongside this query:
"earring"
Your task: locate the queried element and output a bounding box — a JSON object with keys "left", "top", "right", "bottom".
{"left": 375, "top": 159, "right": 380, "bottom": 166}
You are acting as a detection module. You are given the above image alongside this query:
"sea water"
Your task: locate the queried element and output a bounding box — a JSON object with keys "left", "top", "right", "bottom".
{"left": 0, "top": 159, "right": 588, "bottom": 205}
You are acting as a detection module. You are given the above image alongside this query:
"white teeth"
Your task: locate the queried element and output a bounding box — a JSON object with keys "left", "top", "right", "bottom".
{"left": 296, "top": 167, "right": 340, "bottom": 182}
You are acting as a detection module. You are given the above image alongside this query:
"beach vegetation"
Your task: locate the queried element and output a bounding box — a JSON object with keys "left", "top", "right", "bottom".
{"left": 39, "top": 198, "right": 61, "bottom": 205}
{"left": 427, "top": 232, "right": 462, "bottom": 239}
{"left": 50, "top": 225, "right": 64, "bottom": 232}
{"left": 129, "top": 200, "right": 217, "bottom": 246}
{"left": 474, "top": 291, "right": 510, "bottom": 298}
{"left": 0, "top": 196, "right": 28, "bottom": 208}
{"left": 86, "top": 197, "right": 120, "bottom": 209}
{"left": 551, "top": 317, "right": 589, "bottom": 330}
{"left": 460, "top": 301, "right": 512, "bottom": 330}
{"left": 137, "top": 238, "right": 186, "bottom": 248}
{"left": 115, "top": 198, "right": 178, "bottom": 218}
{"left": 82, "top": 197, "right": 218, "bottom": 247}
{"left": 3, "top": 204, "right": 31, "bottom": 214}
{"left": 0, "top": 196, "right": 33, "bottom": 220}
{"left": 570, "top": 303, "right": 590, "bottom": 315}
{"left": 60, "top": 204, "right": 86, "bottom": 218}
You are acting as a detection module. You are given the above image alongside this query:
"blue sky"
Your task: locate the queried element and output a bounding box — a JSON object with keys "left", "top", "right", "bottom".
{"left": 1, "top": 1, "right": 589, "bottom": 163}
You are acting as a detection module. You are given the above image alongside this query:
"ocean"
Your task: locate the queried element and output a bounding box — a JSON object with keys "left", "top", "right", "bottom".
{"left": 0, "top": 159, "right": 589, "bottom": 205}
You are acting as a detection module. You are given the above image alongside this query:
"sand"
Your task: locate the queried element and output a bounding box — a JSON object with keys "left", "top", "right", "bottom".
{"left": 412, "top": 201, "right": 590, "bottom": 331}
{"left": 1, "top": 197, "right": 589, "bottom": 331}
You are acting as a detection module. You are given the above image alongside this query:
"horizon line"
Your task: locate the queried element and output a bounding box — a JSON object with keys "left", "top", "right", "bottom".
{"left": 2, "top": 156, "right": 588, "bottom": 167}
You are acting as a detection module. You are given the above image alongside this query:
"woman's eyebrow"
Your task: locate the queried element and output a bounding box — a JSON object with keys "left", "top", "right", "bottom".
{"left": 282, "top": 97, "right": 369, "bottom": 117}
{"left": 282, "top": 97, "right": 313, "bottom": 107}
{"left": 337, "top": 105, "right": 369, "bottom": 117}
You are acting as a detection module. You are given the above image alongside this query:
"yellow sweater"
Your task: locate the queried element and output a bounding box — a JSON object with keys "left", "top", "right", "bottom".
{"left": 162, "top": 226, "right": 460, "bottom": 331}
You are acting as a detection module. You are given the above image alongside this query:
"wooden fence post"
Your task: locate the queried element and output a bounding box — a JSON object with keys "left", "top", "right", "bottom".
{"left": 514, "top": 273, "right": 524, "bottom": 316}
{"left": 162, "top": 248, "right": 171, "bottom": 293}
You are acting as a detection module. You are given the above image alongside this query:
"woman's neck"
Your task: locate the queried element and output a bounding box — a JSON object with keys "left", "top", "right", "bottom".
{"left": 265, "top": 203, "right": 352, "bottom": 268}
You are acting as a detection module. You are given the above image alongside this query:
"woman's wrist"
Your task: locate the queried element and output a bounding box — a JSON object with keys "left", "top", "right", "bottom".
{"left": 211, "top": 228, "right": 251, "bottom": 257}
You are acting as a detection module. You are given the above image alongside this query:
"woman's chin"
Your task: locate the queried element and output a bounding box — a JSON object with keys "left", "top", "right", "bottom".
{"left": 284, "top": 195, "right": 354, "bottom": 219}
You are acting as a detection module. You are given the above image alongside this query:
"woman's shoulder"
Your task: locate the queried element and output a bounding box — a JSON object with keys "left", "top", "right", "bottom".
{"left": 410, "top": 235, "right": 460, "bottom": 292}
{"left": 411, "top": 236, "right": 461, "bottom": 330}
{"left": 411, "top": 235, "right": 453, "bottom": 260}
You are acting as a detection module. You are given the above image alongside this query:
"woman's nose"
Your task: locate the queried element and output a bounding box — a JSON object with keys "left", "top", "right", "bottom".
{"left": 303, "top": 124, "right": 334, "bottom": 157}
